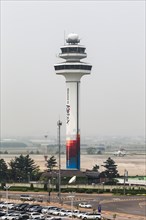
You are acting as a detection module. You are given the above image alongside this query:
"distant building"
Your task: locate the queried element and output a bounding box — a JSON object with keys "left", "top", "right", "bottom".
{"left": 42, "top": 169, "right": 100, "bottom": 184}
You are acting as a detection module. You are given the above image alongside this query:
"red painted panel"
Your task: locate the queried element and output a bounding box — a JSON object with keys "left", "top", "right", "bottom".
{"left": 66, "top": 135, "right": 80, "bottom": 160}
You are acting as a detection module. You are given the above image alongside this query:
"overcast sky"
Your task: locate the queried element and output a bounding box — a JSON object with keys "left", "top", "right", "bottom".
{"left": 1, "top": 0, "right": 145, "bottom": 139}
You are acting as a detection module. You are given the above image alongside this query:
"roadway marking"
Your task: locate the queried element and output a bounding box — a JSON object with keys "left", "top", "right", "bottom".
{"left": 102, "top": 210, "right": 146, "bottom": 220}
{"left": 100, "top": 197, "right": 146, "bottom": 204}
{"left": 139, "top": 201, "right": 146, "bottom": 208}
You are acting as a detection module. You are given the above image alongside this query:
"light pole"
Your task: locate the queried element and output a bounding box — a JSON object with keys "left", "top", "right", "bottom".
{"left": 4, "top": 185, "right": 11, "bottom": 214}
{"left": 57, "top": 119, "right": 62, "bottom": 203}
{"left": 67, "top": 193, "right": 75, "bottom": 219}
{"left": 123, "top": 169, "right": 128, "bottom": 195}
{"left": 28, "top": 172, "right": 30, "bottom": 183}
{"left": 68, "top": 176, "right": 76, "bottom": 218}
{"left": 48, "top": 179, "right": 51, "bottom": 203}
{"left": 101, "top": 182, "right": 104, "bottom": 192}
{"left": 44, "top": 134, "right": 48, "bottom": 162}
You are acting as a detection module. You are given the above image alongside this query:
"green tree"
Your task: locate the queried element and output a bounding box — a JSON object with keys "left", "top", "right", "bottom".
{"left": 36, "top": 150, "right": 40, "bottom": 154}
{"left": 47, "top": 156, "right": 57, "bottom": 171}
{"left": 86, "top": 147, "right": 96, "bottom": 155}
{"left": 92, "top": 164, "right": 100, "bottom": 171}
{"left": 9, "top": 159, "right": 18, "bottom": 182}
{"left": 9, "top": 154, "right": 40, "bottom": 182}
{"left": 0, "top": 159, "right": 8, "bottom": 182}
{"left": 4, "top": 150, "right": 8, "bottom": 154}
{"left": 102, "top": 157, "right": 119, "bottom": 183}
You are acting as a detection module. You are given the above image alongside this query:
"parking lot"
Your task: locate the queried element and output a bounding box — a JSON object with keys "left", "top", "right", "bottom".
{"left": 0, "top": 200, "right": 102, "bottom": 220}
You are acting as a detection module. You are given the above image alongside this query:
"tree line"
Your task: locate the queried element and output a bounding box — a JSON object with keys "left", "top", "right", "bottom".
{"left": 0, "top": 154, "right": 57, "bottom": 182}
{"left": 0, "top": 154, "right": 119, "bottom": 184}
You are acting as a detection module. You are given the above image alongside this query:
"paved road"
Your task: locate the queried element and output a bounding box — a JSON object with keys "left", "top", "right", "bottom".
{"left": 63, "top": 194, "right": 146, "bottom": 217}
{"left": 97, "top": 199, "right": 146, "bottom": 216}
{"left": 1, "top": 191, "right": 146, "bottom": 218}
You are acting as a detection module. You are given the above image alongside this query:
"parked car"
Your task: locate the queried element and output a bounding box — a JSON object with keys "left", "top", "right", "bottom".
{"left": 47, "top": 207, "right": 58, "bottom": 215}
{"left": 0, "top": 202, "right": 9, "bottom": 209}
{"left": 0, "top": 202, "right": 15, "bottom": 210}
{"left": 76, "top": 211, "right": 87, "bottom": 219}
{"left": 24, "top": 204, "right": 35, "bottom": 212}
{"left": 9, "top": 213, "right": 21, "bottom": 220}
{"left": 17, "top": 203, "right": 29, "bottom": 211}
{"left": 45, "top": 218, "right": 61, "bottom": 220}
{"left": 1, "top": 213, "right": 20, "bottom": 220}
{"left": 59, "top": 209, "right": 69, "bottom": 216}
{"left": 32, "top": 206, "right": 43, "bottom": 213}
{"left": 14, "top": 203, "right": 28, "bottom": 211}
{"left": 18, "top": 213, "right": 30, "bottom": 220}
{"left": 63, "top": 210, "right": 73, "bottom": 217}
{"left": 79, "top": 203, "right": 92, "bottom": 208}
{"left": 0, "top": 202, "right": 5, "bottom": 208}
{"left": 0, "top": 211, "right": 5, "bottom": 217}
{"left": 72, "top": 210, "right": 80, "bottom": 218}
{"left": 51, "top": 208, "right": 61, "bottom": 215}
{"left": 41, "top": 206, "right": 51, "bottom": 214}
{"left": 81, "top": 212, "right": 101, "bottom": 220}
{"left": 29, "top": 212, "right": 44, "bottom": 219}
{"left": 29, "top": 205, "right": 40, "bottom": 212}
{"left": 20, "top": 194, "right": 34, "bottom": 201}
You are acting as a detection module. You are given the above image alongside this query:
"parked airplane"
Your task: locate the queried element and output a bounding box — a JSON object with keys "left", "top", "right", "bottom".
{"left": 113, "top": 150, "right": 126, "bottom": 157}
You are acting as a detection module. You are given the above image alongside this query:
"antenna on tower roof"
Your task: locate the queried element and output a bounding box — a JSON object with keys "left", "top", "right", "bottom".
{"left": 64, "top": 30, "right": 66, "bottom": 45}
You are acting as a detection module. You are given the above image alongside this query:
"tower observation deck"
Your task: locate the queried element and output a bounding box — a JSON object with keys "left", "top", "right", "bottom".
{"left": 54, "top": 33, "right": 92, "bottom": 170}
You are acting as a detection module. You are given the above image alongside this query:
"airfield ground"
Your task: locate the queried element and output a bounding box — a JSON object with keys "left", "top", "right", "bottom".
{"left": 2, "top": 154, "right": 146, "bottom": 176}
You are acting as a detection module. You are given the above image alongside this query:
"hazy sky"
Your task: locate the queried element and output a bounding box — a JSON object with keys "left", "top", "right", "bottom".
{"left": 1, "top": 0, "right": 145, "bottom": 138}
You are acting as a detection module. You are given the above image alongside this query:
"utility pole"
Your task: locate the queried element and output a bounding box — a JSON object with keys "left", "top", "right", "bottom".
{"left": 57, "top": 120, "right": 62, "bottom": 203}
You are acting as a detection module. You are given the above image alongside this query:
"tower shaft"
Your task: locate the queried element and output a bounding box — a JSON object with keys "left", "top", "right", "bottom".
{"left": 66, "top": 81, "right": 80, "bottom": 169}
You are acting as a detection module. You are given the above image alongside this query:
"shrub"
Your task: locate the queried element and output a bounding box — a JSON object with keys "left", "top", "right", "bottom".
{"left": 105, "top": 189, "right": 111, "bottom": 193}
{"left": 33, "top": 188, "right": 39, "bottom": 192}
{"left": 98, "top": 190, "right": 104, "bottom": 194}
{"left": 9, "top": 186, "right": 28, "bottom": 192}
{"left": 76, "top": 188, "right": 86, "bottom": 193}
{"left": 86, "top": 189, "right": 93, "bottom": 194}
{"left": 22, "top": 188, "right": 28, "bottom": 192}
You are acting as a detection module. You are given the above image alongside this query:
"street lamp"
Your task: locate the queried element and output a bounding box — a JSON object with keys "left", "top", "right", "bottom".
{"left": 68, "top": 176, "right": 76, "bottom": 218}
{"left": 67, "top": 193, "right": 75, "bottom": 219}
{"left": 48, "top": 179, "right": 51, "bottom": 203}
{"left": 4, "top": 185, "right": 11, "bottom": 214}
{"left": 52, "top": 177, "right": 56, "bottom": 192}
{"left": 101, "top": 182, "right": 104, "bottom": 192}
{"left": 57, "top": 119, "right": 62, "bottom": 203}
{"left": 28, "top": 172, "right": 30, "bottom": 183}
{"left": 44, "top": 134, "right": 48, "bottom": 162}
{"left": 123, "top": 169, "right": 128, "bottom": 195}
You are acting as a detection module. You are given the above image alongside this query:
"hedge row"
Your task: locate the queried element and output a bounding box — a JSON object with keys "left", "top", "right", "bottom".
{"left": 112, "top": 188, "right": 146, "bottom": 195}
{"left": 1, "top": 183, "right": 146, "bottom": 195}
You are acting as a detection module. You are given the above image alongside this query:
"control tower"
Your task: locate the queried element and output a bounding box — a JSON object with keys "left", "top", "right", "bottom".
{"left": 54, "top": 33, "right": 92, "bottom": 170}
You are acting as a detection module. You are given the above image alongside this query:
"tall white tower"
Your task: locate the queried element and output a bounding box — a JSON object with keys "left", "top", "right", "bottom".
{"left": 54, "top": 33, "right": 92, "bottom": 170}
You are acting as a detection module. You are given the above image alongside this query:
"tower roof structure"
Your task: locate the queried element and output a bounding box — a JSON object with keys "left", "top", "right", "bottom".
{"left": 54, "top": 33, "right": 92, "bottom": 81}
{"left": 66, "top": 33, "right": 80, "bottom": 44}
